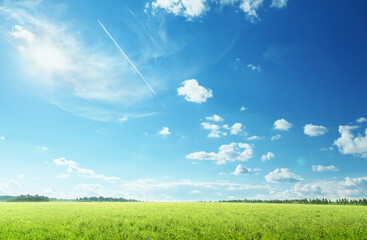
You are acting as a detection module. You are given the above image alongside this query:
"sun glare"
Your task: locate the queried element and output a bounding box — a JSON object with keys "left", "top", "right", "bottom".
{"left": 28, "top": 43, "right": 71, "bottom": 72}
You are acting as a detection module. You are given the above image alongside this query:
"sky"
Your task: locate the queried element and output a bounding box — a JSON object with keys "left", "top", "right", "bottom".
{"left": 0, "top": 0, "right": 366, "bottom": 201}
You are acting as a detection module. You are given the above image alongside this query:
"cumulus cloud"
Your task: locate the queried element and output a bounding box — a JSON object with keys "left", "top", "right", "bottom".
{"left": 230, "top": 123, "right": 244, "bottom": 135}
{"left": 159, "top": 127, "right": 171, "bottom": 135}
{"left": 53, "top": 157, "right": 120, "bottom": 181}
{"left": 293, "top": 183, "right": 322, "bottom": 197}
{"left": 232, "top": 164, "right": 260, "bottom": 175}
{"left": 341, "top": 176, "right": 367, "bottom": 197}
{"left": 247, "top": 136, "right": 263, "bottom": 140}
{"left": 312, "top": 165, "right": 338, "bottom": 172}
{"left": 151, "top": 0, "right": 208, "bottom": 19}
{"left": 189, "top": 190, "right": 200, "bottom": 194}
{"left": 247, "top": 64, "right": 261, "bottom": 71}
{"left": 273, "top": 119, "right": 292, "bottom": 131}
{"left": 205, "top": 114, "right": 223, "bottom": 122}
{"left": 0, "top": 136, "right": 4, "bottom": 140}
{"left": 334, "top": 125, "right": 367, "bottom": 158}
{"left": 186, "top": 142, "right": 254, "bottom": 165}
{"left": 177, "top": 79, "right": 213, "bottom": 103}
{"left": 304, "top": 124, "right": 328, "bottom": 137}
{"left": 265, "top": 168, "right": 303, "bottom": 183}
{"left": 261, "top": 152, "right": 274, "bottom": 162}
{"left": 271, "top": 134, "right": 281, "bottom": 141}
{"left": 201, "top": 122, "right": 221, "bottom": 138}
{"left": 270, "top": 0, "right": 289, "bottom": 8}
{"left": 357, "top": 117, "right": 367, "bottom": 123}
{"left": 240, "top": 106, "right": 247, "bottom": 111}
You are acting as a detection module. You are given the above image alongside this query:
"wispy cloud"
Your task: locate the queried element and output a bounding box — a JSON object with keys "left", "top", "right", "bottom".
{"left": 53, "top": 157, "right": 120, "bottom": 181}
{"left": 186, "top": 142, "right": 254, "bottom": 165}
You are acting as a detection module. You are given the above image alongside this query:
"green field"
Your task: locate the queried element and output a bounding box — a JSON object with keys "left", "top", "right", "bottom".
{"left": 0, "top": 202, "right": 366, "bottom": 239}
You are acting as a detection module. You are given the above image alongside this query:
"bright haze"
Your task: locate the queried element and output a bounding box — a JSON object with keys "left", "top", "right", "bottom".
{"left": 0, "top": 0, "right": 366, "bottom": 201}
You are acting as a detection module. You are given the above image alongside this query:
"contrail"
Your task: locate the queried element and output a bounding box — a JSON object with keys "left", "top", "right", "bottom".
{"left": 97, "top": 20, "right": 158, "bottom": 97}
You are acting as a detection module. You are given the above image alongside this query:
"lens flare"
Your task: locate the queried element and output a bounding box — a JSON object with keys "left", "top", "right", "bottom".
{"left": 18, "top": 45, "right": 27, "bottom": 52}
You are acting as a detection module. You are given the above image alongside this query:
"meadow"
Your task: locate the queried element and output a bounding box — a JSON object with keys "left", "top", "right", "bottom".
{"left": 0, "top": 202, "right": 366, "bottom": 239}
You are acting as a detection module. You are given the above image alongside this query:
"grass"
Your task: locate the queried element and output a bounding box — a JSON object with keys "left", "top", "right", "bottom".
{"left": 0, "top": 202, "right": 366, "bottom": 239}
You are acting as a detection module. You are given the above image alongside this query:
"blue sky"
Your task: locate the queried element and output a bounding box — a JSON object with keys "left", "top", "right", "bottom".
{"left": 0, "top": 0, "right": 367, "bottom": 201}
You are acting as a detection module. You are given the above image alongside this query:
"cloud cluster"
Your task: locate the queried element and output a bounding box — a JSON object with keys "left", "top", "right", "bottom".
{"left": 159, "top": 127, "right": 171, "bottom": 135}
{"left": 334, "top": 125, "right": 367, "bottom": 158}
{"left": 53, "top": 157, "right": 120, "bottom": 181}
{"left": 232, "top": 164, "right": 260, "bottom": 175}
{"left": 273, "top": 119, "right": 292, "bottom": 131}
{"left": 304, "top": 124, "right": 328, "bottom": 137}
{"left": 261, "top": 152, "right": 274, "bottom": 162}
{"left": 357, "top": 117, "right": 367, "bottom": 123}
{"left": 265, "top": 168, "right": 303, "bottom": 183}
{"left": 270, "top": 0, "right": 288, "bottom": 8}
{"left": 177, "top": 79, "right": 213, "bottom": 103}
{"left": 186, "top": 142, "right": 254, "bottom": 165}
{"left": 312, "top": 165, "right": 338, "bottom": 172}
{"left": 201, "top": 115, "right": 245, "bottom": 138}
{"left": 148, "top": 0, "right": 289, "bottom": 22}
{"left": 247, "top": 64, "right": 261, "bottom": 71}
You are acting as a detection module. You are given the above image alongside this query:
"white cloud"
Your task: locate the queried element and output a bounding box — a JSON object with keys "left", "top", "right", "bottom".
{"left": 17, "top": 174, "right": 25, "bottom": 179}
{"left": 261, "top": 152, "right": 274, "bottom": 162}
{"left": 247, "top": 64, "right": 261, "bottom": 71}
{"left": 38, "top": 146, "right": 48, "bottom": 150}
{"left": 0, "top": 136, "right": 4, "bottom": 140}
{"left": 186, "top": 142, "right": 254, "bottom": 165}
{"left": 189, "top": 190, "right": 200, "bottom": 194}
{"left": 247, "top": 136, "right": 263, "bottom": 140}
{"left": 271, "top": 134, "right": 281, "bottom": 141}
{"left": 205, "top": 114, "right": 223, "bottom": 122}
{"left": 159, "top": 127, "right": 171, "bottom": 135}
{"left": 201, "top": 122, "right": 221, "bottom": 138}
{"left": 273, "top": 119, "right": 292, "bottom": 131}
{"left": 334, "top": 125, "right": 367, "bottom": 158}
{"left": 232, "top": 164, "right": 260, "bottom": 175}
{"left": 75, "top": 184, "right": 105, "bottom": 191}
{"left": 177, "top": 79, "right": 213, "bottom": 103}
{"left": 239, "top": 0, "right": 264, "bottom": 23}
{"left": 312, "top": 165, "right": 338, "bottom": 172}
{"left": 304, "top": 124, "right": 328, "bottom": 137}
{"left": 10, "top": 25, "right": 35, "bottom": 42}
{"left": 270, "top": 0, "right": 288, "bottom": 8}
{"left": 151, "top": 0, "right": 208, "bottom": 19}
{"left": 230, "top": 123, "right": 244, "bottom": 135}
{"left": 265, "top": 168, "right": 303, "bottom": 183}
{"left": 293, "top": 183, "right": 322, "bottom": 197}
{"left": 357, "top": 117, "right": 367, "bottom": 123}
{"left": 53, "top": 157, "right": 120, "bottom": 181}
{"left": 319, "top": 147, "right": 334, "bottom": 151}
{"left": 0, "top": 180, "right": 22, "bottom": 195}
{"left": 57, "top": 173, "right": 68, "bottom": 179}
{"left": 240, "top": 106, "right": 247, "bottom": 111}
{"left": 341, "top": 176, "right": 367, "bottom": 197}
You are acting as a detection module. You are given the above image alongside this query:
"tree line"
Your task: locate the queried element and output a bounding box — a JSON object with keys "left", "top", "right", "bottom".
{"left": 6, "top": 194, "right": 50, "bottom": 202}
{"left": 76, "top": 196, "right": 138, "bottom": 202}
{"left": 219, "top": 198, "right": 367, "bottom": 205}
